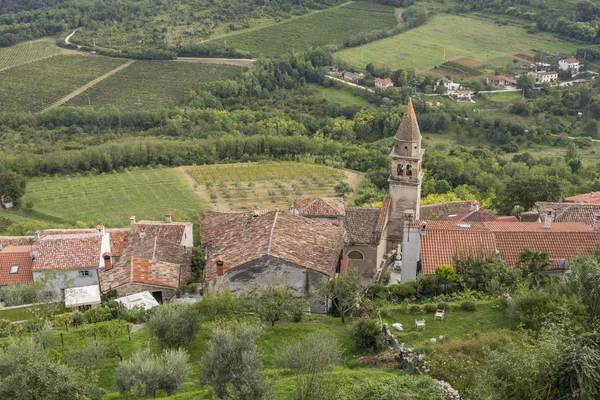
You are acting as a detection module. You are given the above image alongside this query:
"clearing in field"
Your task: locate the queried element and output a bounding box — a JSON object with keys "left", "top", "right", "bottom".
{"left": 0, "top": 55, "right": 126, "bottom": 113}
{"left": 66, "top": 61, "right": 245, "bottom": 112}
{"left": 21, "top": 168, "right": 207, "bottom": 227}
{"left": 334, "top": 14, "right": 578, "bottom": 72}
{"left": 0, "top": 39, "right": 61, "bottom": 71}
{"left": 206, "top": 1, "right": 398, "bottom": 57}
{"left": 181, "top": 162, "right": 362, "bottom": 211}
{"left": 306, "top": 83, "right": 372, "bottom": 108}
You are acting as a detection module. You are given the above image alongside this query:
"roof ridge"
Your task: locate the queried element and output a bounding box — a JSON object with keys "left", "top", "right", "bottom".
{"left": 266, "top": 211, "right": 279, "bottom": 255}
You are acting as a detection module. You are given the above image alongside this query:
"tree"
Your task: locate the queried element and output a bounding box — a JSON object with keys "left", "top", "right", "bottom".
{"left": 498, "top": 173, "right": 562, "bottom": 214}
{"left": 191, "top": 246, "right": 205, "bottom": 281}
{"left": 199, "top": 322, "right": 268, "bottom": 400}
{"left": 0, "top": 170, "right": 26, "bottom": 204}
{"left": 517, "top": 74, "right": 536, "bottom": 98}
{"left": 146, "top": 303, "right": 200, "bottom": 349}
{"left": 276, "top": 331, "right": 342, "bottom": 400}
{"left": 246, "top": 283, "right": 296, "bottom": 326}
{"left": 585, "top": 119, "right": 598, "bottom": 138}
{"left": 333, "top": 182, "right": 353, "bottom": 197}
{"left": 115, "top": 347, "right": 190, "bottom": 398}
{"left": 0, "top": 282, "right": 38, "bottom": 306}
{"left": 563, "top": 256, "right": 600, "bottom": 321}
{"left": 318, "top": 268, "right": 362, "bottom": 324}
{"left": 564, "top": 142, "right": 583, "bottom": 173}
{"left": 435, "top": 265, "right": 455, "bottom": 293}
{"left": 517, "top": 248, "right": 551, "bottom": 287}
{"left": 0, "top": 339, "right": 104, "bottom": 400}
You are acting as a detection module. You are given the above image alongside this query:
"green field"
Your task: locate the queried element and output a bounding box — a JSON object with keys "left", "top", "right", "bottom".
{"left": 206, "top": 2, "right": 398, "bottom": 56}
{"left": 66, "top": 61, "right": 245, "bottom": 111}
{"left": 334, "top": 14, "right": 578, "bottom": 72}
{"left": 0, "top": 39, "right": 60, "bottom": 71}
{"left": 307, "top": 83, "right": 372, "bottom": 107}
{"left": 0, "top": 55, "right": 126, "bottom": 113}
{"left": 20, "top": 168, "right": 207, "bottom": 227}
{"left": 186, "top": 162, "right": 361, "bottom": 211}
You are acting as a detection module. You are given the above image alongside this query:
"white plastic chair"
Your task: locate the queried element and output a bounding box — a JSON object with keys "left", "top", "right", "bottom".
{"left": 434, "top": 309, "right": 445, "bottom": 321}
{"left": 415, "top": 319, "right": 426, "bottom": 330}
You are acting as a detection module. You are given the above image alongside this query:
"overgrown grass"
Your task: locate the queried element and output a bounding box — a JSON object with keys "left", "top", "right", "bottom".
{"left": 307, "top": 83, "right": 372, "bottom": 108}
{"left": 206, "top": 2, "right": 398, "bottom": 57}
{"left": 334, "top": 14, "right": 578, "bottom": 72}
{"left": 21, "top": 167, "right": 207, "bottom": 227}
{"left": 0, "top": 307, "right": 31, "bottom": 321}
{"left": 0, "top": 55, "right": 126, "bottom": 112}
{"left": 66, "top": 61, "right": 245, "bottom": 112}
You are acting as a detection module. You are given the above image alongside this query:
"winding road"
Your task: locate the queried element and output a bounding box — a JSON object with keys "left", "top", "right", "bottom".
{"left": 65, "top": 28, "right": 79, "bottom": 45}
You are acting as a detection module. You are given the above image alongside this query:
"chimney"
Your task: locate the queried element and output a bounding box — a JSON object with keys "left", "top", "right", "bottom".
{"left": 165, "top": 212, "right": 172, "bottom": 223}
{"left": 252, "top": 206, "right": 259, "bottom": 217}
{"left": 130, "top": 216, "right": 136, "bottom": 227}
{"left": 544, "top": 208, "right": 553, "bottom": 229}
{"left": 369, "top": 197, "right": 375, "bottom": 209}
{"left": 0, "top": 244, "right": 3, "bottom": 251}
{"left": 216, "top": 257, "right": 224, "bottom": 277}
{"left": 96, "top": 225, "right": 105, "bottom": 236}
{"left": 30, "top": 250, "right": 38, "bottom": 260}
{"left": 594, "top": 213, "right": 600, "bottom": 231}
{"left": 103, "top": 255, "right": 112, "bottom": 270}
{"left": 34, "top": 231, "right": 40, "bottom": 241}
{"left": 403, "top": 210, "right": 415, "bottom": 225}
{"left": 420, "top": 222, "right": 427, "bottom": 236}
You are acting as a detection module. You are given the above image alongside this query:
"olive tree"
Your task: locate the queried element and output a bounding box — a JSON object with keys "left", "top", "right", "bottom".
{"left": 318, "top": 268, "right": 362, "bottom": 324}
{"left": 146, "top": 303, "right": 200, "bottom": 349}
{"left": 245, "top": 283, "right": 297, "bottom": 326}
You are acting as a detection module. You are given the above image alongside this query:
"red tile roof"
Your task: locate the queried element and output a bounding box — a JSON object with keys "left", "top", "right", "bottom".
{"left": 564, "top": 58, "right": 579, "bottom": 64}
{"left": 420, "top": 201, "right": 474, "bottom": 220}
{"left": 33, "top": 234, "right": 102, "bottom": 271}
{"left": 565, "top": 192, "right": 600, "bottom": 205}
{"left": 109, "top": 230, "right": 130, "bottom": 257}
{"left": 292, "top": 197, "right": 345, "bottom": 217}
{"left": 376, "top": 196, "right": 391, "bottom": 233}
{"left": 375, "top": 78, "right": 393, "bottom": 86}
{"left": 345, "top": 207, "right": 380, "bottom": 244}
{"left": 535, "top": 202, "right": 600, "bottom": 226}
{"left": 0, "top": 236, "right": 34, "bottom": 247}
{"left": 0, "top": 246, "right": 34, "bottom": 285}
{"left": 201, "top": 211, "right": 344, "bottom": 281}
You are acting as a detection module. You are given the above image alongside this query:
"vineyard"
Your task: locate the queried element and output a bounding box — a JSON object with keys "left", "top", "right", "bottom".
{"left": 21, "top": 168, "right": 207, "bottom": 227}
{"left": 334, "top": 14, "right": 577, "bottom": 73}
{"left": 0, "top": 39, "right": 60, "bottom": 71}
{"left": 205, "top": 2, "right": 397, "bottom": 57}
{"left": 0, "top": 55, "right": 126, "bottom": 113}
{"left": 66, "top": 61, "right": 245, "bottom": 111}
{"left": 184, "top": 162, "right": 361, "bottom": 211}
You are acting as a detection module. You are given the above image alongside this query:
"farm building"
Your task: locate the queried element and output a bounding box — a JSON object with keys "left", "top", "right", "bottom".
{"left": 486, "top": 75, "right": 517, "bottom": 87}
{"left": 374, "top": 77, "right": 394, "bottom": 89}
{"left": 343, "top": 71, "right": 362, "bottom": 83}
{"left": 558, "top": 58, "right": 580, "bottom": 72}
{"left": 456, "top": 90, "right": 472, "bottom": 101}
{"left": 200, "top": 210, "right": 345, "bottom": 312}
{"left": 436, "top": 77, "right": 460, "bottom": 92}
{"left": 535, "top": 71, "right": 558, "bottom": 84}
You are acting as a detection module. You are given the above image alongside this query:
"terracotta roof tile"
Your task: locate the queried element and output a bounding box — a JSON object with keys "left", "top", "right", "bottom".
{"left": 132, "top": 221, "right": 189, "bottom": 245}
{"left": 419, "top": 201, "right": 474, "bottom": 220}
{"left": 535, "top": 202, "right": 600, "bottom": 226}
{"left": 201, "top": 211, "right": 344, "bottom": 281}
{"left": 33, "top": 234, "right": 103, "bottom": 271}
{"left": 345, "top": 207, "right": 380, "bottom": 244}
{"left": 292, "top": 197, "right": 346, "bottom": 217}
{"left": 375, "top": 196, "right": 391, "bottom": 233}
{"left": 40, "top": 229, "right": 97, "bottom": 238}
{"left": 0, "top": 246, "right": 34, "bottom": 285}
{"left": 0, "top": 236, "right": 34, "bottom": 247}
{"left": 565, "top": 193, "right": 600, "bottom": 205}
{"left": 109, "top": 230, "right": 130, "bottom": 257}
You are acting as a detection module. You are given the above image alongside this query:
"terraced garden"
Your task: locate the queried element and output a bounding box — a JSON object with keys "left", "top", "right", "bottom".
{"left": 66, "top": 61, "right": 245, "bottom": 111}
{"left": 206, "top": 1, "right": 398, "bottom": 57}
{"left": 0, "top": 55, "right": 126, "bottom": 113}
{"left": 0, "top": 39, "right": 60, "bottom": 71}
{"left": 334, "top": 14, "right": 578, "bottom": 73}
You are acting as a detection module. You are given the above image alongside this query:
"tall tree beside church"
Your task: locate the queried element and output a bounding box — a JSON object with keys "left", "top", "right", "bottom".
{"left": 0, "top": 171, "right": 26, "bottom": 204}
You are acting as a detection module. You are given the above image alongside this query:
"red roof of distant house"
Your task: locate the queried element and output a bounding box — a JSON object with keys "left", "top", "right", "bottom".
{"left": 419, "top": 221, "right": 597, "bottom": 274}
{"left": 375, "top": 78, "right": 393, "bottom": 86}
{"left": 487, "top": 75, "right": 506, "bottom": 81}
{"left": 0, "top": 246, "right": 34, "bottom": 285}
{"left": 504, "top": 77, "right": 518, "bottom": 84}
{"left": 292, "top": 197, "right": 345, "bottom": 217}
{"left": 565, "top": 192, "right": 600, "bottom": 205}
{"left": 33, "top": 234, "right": 102, "bottom": 271}
{"left": 564, "top": 58, "right": 579, "bottom": 64}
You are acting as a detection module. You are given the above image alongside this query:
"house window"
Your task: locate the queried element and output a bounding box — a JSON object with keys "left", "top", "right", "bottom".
{"left": 79, "top": 270, "right": 93, "bottom": 278}
{"left": 9, "top": 264, "right": 19, "bottom": 274}
{"left": 406, "top": 165, "right": 413, "bottom": 176}
{"left": 112, "top": 256, "right": 120, "bottom": 263}
{"left": 397, "top": 164, "right": 404, "bottom": 176}
{"left": 347, "top": 251, "right": 364, "bottom": 260}
{"left": 47, "top": 272, "right": 56, "bottom": 280}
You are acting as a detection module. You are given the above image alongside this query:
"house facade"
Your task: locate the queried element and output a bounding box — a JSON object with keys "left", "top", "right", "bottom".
{"left": 536, "top": 71, "right": 558, "bottom": 84}
{"left": 457, "top": 90, "right": 472, "bottom": 101}
{"left": 374, "top": 78, "right": 394, "bottom": 90}
{"left": 558, "top": 58, "right": 580, "bottom": 72}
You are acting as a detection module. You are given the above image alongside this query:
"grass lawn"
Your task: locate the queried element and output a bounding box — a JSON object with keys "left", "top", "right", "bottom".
{"left": 21, "top": 167, "right": 208, "bottom": 227}
{"left": 0, "top": 307, "right": 31, "bottom": 321}
{"left": 307, "top": 83, "right": 372, "bottom": 108}
{"left": 380, "top": 301, "right": 511, "bottom": 346}
{"left": 334, "top": 14, "right": 578, "bottom": 72}
{"left": 207, "top": 1, "right": 398, "bottom": 57}
{"left": 66, "top": 61, "right": 245, "bottom": 112}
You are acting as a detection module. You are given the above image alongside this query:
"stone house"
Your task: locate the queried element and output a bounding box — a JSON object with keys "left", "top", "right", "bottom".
{"left": 201, "top": 210, "right": 345, "bottom": 312}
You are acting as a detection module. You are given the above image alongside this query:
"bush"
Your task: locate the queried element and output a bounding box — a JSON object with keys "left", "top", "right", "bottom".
{"left": 197, "top": 290, "right": 243, "bottom": 321}
{"left": 424, "top": 304, "right": 437, "bottom": 313}
{"left": 289, "top": 297, "right": 309, "bottom": 323}
{"left": 416, "top": 274, "right": 439, "bottom": 297}
{"left": 389, "top": 282, "right": 417, "bottom": 301}
{"left": 460, "top": 301, "right": 476, "bottom": 312}
{"left": 83, "top": 306, "right": 111, "bottom": 324}
{"left": 0, "top": 283, "right": 38, "bottom": 306}
{"left": 352, "top": 318, "right": 383, "bottom": 353}
{"left": 409, "top": 305, "right": 422, "bottom": 314}
{"left": 437, "top": 302, "right": 450, "bottom": 311}
{"left": 0, "top": 318, "right": 11, "bottom": 337}
{"left": 146, "top": 304, "right": 200, "bottom": 349}
{"left": 365, "top": 284, "right": 390, "bottom": 301}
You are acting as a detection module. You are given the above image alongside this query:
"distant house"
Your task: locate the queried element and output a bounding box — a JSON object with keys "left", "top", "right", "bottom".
{"left": 535, "top": 71, "right": 558, "bottom": 84}
{"left": 374, "top": 78, "right": 394, "bottom": 90}
{"left": 487, "top": 75, "right": 516, "bottom": 87}
{"left": 343, "top": 71, "right": 362, "bottom": 84}
{"left": 558, "top": 58, "right": 580, "bottom": 72}
{"left": 457, "top": 90, "right": 472, "bottom": 101}
{"left": 437, "top": 77, "right": 460, "bottom": 92}
{"left": 0, "top": 244, "right": 35, "bottom": 288}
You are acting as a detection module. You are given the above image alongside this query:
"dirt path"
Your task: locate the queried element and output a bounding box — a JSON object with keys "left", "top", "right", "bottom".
{"left": 43, "top": 60, "right": 134, "bottom": 111}
{"left": 176, "top": 57, "right": 256, "bottom": 68}
{"left": 65, "top": 28, "right": 78, "bottom": 45}
{"left": 396, "top": 8, "right": 404, "bottom": 25}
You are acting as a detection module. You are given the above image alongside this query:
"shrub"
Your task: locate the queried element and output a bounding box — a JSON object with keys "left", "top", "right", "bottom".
{"left": 424, "top": 304, "right": 437, "bottom": 313}
{"left": 460, "top": 301, "right": 476, "bottom": 312}
{"left": 409, "top": 305, "right": 422, "bottom": 314}
{"left": 365, "top": 284, "right": 390, "bottom": 301}
{"left": 352, "top": 375, "right": 444, "bottom": 400}
{"left": 197, "top": 290, "right": 243, "bottom": 321}
{"left": 352, "top": 318, "right": 383, "bottom": 353}
{"left": 437, "top": 302, "right": 450, "bottom": 311}
{"left": 389, "top": 282, "right": 417, "bottom": 301}
{"left": 0, "top": 283, "right": 38, "bottom": 306}
{"left": 83, "top": 306, "right": 111, "bottom": 324}
{"left": 146, "top": 304, "right": 200, "bottom": 349}
{"left": 0, "top": 318, "right": 11, "bottom": 337}
{"left": 289, "top": 297, "right": 309, "bottom": 323}
{"left": 416, "top": 274, "right": 439, "bottom": 297}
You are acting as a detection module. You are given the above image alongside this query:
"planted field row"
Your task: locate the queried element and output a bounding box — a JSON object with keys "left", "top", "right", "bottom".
{"left": 187, "top": 162, "right": 345, "bottom": 184}
{"left": 0, "top": 39, "right": 60, "bottom": 71}
{"left": 22, "top": 168, "right": 206, "bottom": 227}
{"left": 206, "top": 2, "right": 397, "bottom": 56}
{"left": 0, "top": 55, "right": 126, "bottom": 113}
{"left": 66, "top": 61, "right": 245, "bottom": 112}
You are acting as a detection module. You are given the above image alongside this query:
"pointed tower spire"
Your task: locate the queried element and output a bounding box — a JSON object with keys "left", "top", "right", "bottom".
{"left": 394, "top": 97, "right": 421, "bottom": 142}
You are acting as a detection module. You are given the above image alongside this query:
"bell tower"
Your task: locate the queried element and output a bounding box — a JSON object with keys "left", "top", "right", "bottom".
{"left": 388, "top": 98, "right": 424, "bottom": 243}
